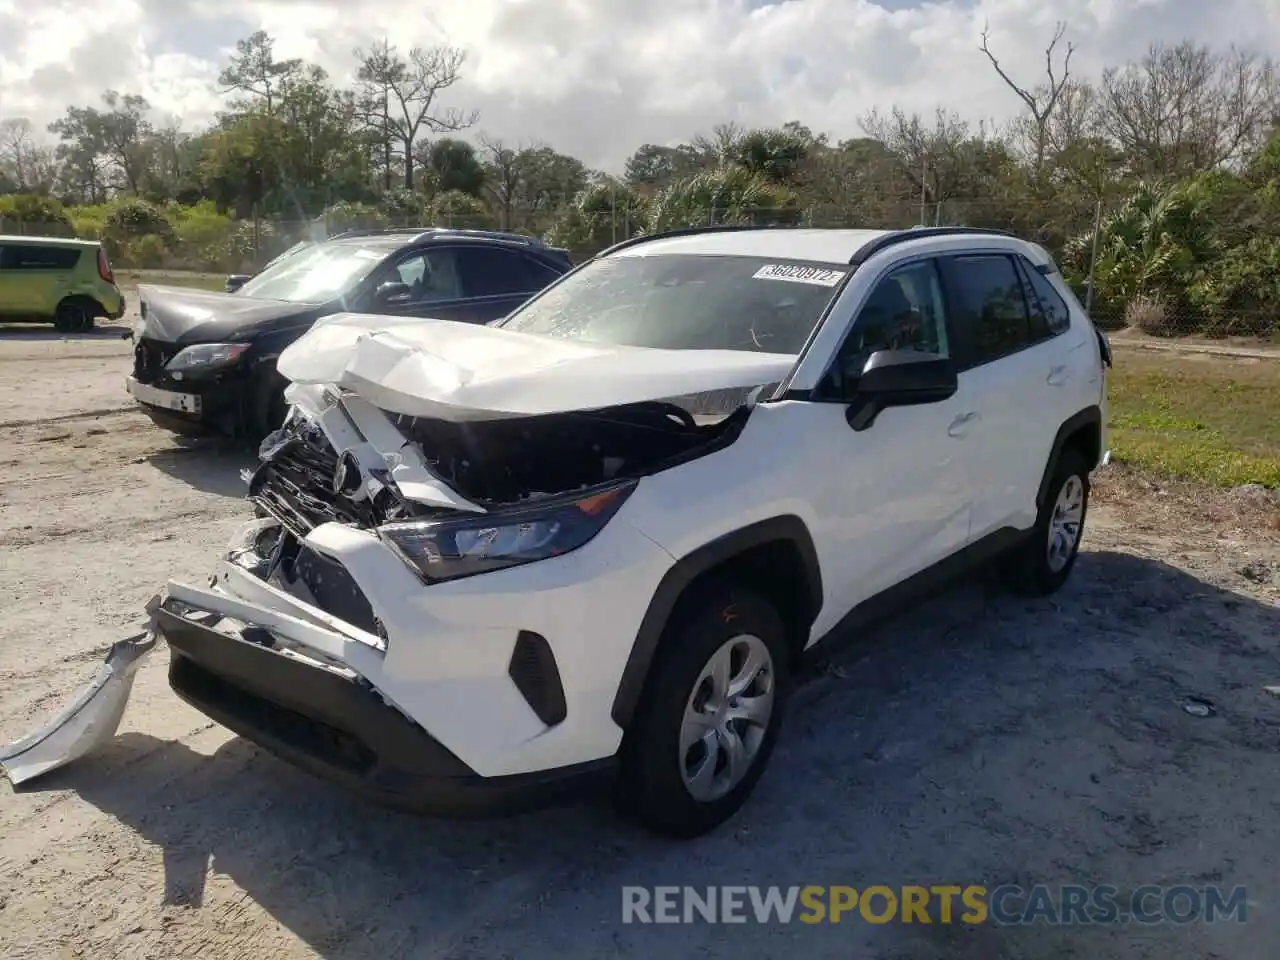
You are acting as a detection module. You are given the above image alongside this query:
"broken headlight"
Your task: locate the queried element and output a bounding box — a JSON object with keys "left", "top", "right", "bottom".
{"left": 377, "top": 480, "right": 637, "bottom": 582}
{"left": 166, "top": 342, "right": 249, "bottom": 372}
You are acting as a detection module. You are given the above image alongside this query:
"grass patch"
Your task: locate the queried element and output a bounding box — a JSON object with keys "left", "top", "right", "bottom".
{"left": 1107, "top": 351, "right": 1280, "bottom": 487}
{"left": 118, "top": 269, "right": 227, "bottom": 292}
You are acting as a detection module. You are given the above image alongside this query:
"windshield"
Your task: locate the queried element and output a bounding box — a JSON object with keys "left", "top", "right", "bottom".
{"left": 237, "top": 242, "right": 387, "bottom": 303}
{"left": 497, "top": 254, "right": 848, "bottom": 354}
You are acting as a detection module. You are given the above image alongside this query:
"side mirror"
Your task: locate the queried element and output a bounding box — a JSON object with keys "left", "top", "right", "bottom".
{"left": 374, "top": 280, "right": 411, "bottom": 305}
{"left": 225, "top": 274, "right": 251, "bottom": 293}
{"left": 846, "top": 349, "right": 958, "bottom": 431}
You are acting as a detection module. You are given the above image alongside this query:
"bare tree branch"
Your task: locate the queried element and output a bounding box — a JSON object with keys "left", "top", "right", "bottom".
{"left": 980, "top": 21, "right": 1075, "bottom": 175}
{"left": 357, "top": 40, "right": 479, "bottom": 192}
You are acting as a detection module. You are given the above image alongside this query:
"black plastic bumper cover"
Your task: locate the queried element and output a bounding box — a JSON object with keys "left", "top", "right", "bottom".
{"left": 157, "top": 603, "right": 614, "bottom": 818}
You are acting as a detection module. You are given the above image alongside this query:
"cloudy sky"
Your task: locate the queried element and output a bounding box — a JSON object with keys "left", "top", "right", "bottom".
{"left": 1, "top": 0, "right": 1278, "bottom": 171}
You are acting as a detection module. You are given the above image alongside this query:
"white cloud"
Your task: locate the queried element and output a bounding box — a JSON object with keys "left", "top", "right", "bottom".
{"left": 1, "top": 0, "right": 1277, "bottom": 171}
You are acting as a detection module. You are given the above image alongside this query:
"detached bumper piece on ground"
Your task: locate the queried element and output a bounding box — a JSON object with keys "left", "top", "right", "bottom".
{"left": 0, "top": 626, "right": 158, "bottom": 786}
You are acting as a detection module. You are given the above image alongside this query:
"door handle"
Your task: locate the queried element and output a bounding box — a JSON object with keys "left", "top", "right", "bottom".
{"left": 947, "top": 411, "right": 978, "bottom": 437}
{"left": 1047, "top": 365, "right": 1070, "bottom": 386}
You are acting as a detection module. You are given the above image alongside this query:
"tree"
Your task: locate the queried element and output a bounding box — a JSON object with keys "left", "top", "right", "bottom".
{"left": 0, "top": 118, "right": 58, "bottom": 194}
{"left": 478, "top": 135, "right": 524, "bottom": 229}
{"left": 1098, "top": 41, "right": 1280, "bottom": 177}
{"left": 979, "top": 21, "right": 1075, "bottom": 176}
{"left": 624, "top": 143, "right": 708, "bottom": 188}
{"left": 424, "top": 138, "right": 485, "bottom": 196}
{"left": 689, "top": 122, "right": 746, "bottom": 166}
{"left": 795, "top": 137, "right": 916, "bottom": 226}
{"left": 548, "top": 179, "right": 648, "bottom": 259}
{"left": 724, "top": 126, "right": 816, "bottom": 185}
{"left": 515, "top": 146, "right": 588, "bottom": 228}
{"left": 48, "top": 91, "right": 153, "bottom": 195}
{"left": 199, "top": 116, "right": 279, "bottom": 218}
{"left": 478, "top": 136, "right": 587, "bottom": 231}
{"left": 219, "top": 31, "right": 303, "bottom": 117}
{"left": 1065, "top": 181, "right": 1217, "bottom": 305}
{"left": 860, "top": 107, "right": 998, "bottom": 210}
{"left": 272, "top": 65, "right": 373, "bottom": 211}
{"left": 354, "top": 39, "right": 478, "bottom": 192}
{"left": 647, "top": 166, "right": 800, "bottom": 232}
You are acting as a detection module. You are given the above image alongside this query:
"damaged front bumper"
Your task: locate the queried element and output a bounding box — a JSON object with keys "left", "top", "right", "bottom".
{"left": 156, "top": 589, "right": 613, "bottom": 817}
{"left": 142, "top": 475, "right": 669, "bottom": 813}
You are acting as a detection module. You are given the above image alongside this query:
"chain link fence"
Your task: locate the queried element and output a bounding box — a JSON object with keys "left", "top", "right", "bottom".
{"left": 3, "top": 196, "right": 1278, "bottom": 342}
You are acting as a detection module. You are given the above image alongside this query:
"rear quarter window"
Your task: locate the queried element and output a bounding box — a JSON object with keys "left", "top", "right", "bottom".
{"left": 1020, "top": 258, "right": 1072, "bottom": 336}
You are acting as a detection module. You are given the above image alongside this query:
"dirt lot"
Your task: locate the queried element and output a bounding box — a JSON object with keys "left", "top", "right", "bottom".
{"left": 0, "top": 322, "right": 1278, "bottom": 959}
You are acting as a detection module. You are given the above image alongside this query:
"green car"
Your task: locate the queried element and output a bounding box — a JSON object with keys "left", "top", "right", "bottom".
{"left": 0, "top": 235, "right": 127, "bottom": 332}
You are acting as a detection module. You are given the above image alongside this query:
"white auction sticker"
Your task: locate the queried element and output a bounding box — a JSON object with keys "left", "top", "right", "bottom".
{"left": 752, "top": 263, "right": 847, "bottom": 286}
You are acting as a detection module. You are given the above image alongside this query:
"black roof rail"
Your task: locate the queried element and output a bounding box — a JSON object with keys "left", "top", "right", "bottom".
{"left": 848, "top": 226, "right": 1017, "bottom": 265}
{"left": 594, "top": 224, "right": 791, "bottom": 259}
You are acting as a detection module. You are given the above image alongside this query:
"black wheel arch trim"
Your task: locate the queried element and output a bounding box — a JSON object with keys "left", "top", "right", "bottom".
{"left": 1037, "top": 405, "right": 1103, "bottom": 508}
{"left": 610, "top": 515, "right": 823, "bottom": 729}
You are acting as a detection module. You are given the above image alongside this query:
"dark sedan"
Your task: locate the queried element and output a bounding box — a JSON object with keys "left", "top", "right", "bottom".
{"left": 125, "top": 228, "right": 572, "bottom": 440}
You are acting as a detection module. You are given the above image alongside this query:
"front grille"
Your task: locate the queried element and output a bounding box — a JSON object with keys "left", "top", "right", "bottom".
{"left": 250, "top": 433, "right": 344, "bottom": 538}
{"left": 133, "top": 338, "right": 178, "bottom": 383}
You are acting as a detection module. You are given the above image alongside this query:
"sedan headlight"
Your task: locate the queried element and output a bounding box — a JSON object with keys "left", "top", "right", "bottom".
{"left": 378, "top": 480, "right": 636, "bottom": 582}
{"left": 166, "top": 342, "right": 249, "bottom": 372}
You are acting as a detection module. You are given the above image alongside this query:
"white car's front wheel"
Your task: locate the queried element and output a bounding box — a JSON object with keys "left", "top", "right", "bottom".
{"left": 619, "top": 583, "right": 790, "bottom": 838}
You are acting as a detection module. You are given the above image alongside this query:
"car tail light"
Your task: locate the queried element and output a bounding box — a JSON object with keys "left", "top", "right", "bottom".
{"left": 97, "top": 247, "right": 115, "bottom": 284}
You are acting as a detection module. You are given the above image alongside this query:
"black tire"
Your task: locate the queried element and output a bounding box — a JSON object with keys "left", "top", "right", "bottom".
{"left": 1001, "top": 446, "right": 1091, "bottom": 596}
{"left": 617, "top": 582, "right": 791, "bottom": 839}
{"left": 247, "top": 365, "right": 289, "bottom": 444}
{"left": 53, "top": 299, "right": 94, "bottom": 333}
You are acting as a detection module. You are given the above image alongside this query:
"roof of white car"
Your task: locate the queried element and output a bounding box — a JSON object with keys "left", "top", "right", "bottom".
{"left": 610, "top": 228, "right": 891, "bottom": 264}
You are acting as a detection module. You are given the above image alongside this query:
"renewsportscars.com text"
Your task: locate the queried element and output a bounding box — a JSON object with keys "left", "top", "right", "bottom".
{"left": 621, "top": 884, "right": 1248, "bottom": 925}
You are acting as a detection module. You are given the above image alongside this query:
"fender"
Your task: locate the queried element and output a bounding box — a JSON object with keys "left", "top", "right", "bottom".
{"left": 1036, "top": 405, "right": 1103, "bottom": 508}
{"left": 610, "top": 515, "right": 823, "bottom": 729}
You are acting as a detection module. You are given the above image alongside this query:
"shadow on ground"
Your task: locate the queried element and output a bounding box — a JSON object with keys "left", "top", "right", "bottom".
{"left": 27, "top": 551, "right": 1280, "bottom": 959}
{"left": 144, "top": 439, "right": 255, "bottom": 498}
{"left": 0, "top": 322, "right": 134, "bottom": 341}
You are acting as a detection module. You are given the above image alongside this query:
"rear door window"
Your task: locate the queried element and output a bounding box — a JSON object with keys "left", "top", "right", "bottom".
{"left": 455, "top": 246, "right": 562, "bottom": 298}
{"left": 944, "top": 254, "right": 1035, "bottom": 366}
{"left": 0, "top": 244, "right": 82, "bottom": 270}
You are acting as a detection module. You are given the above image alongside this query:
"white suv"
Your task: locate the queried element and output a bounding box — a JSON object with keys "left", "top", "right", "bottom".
{"left": 153, "top": 226, "right": 1110, "bottom": 838}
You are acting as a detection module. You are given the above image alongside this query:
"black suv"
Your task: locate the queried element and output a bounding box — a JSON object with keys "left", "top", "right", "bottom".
{"left": 125, "top": 228, "right": 573, "bottom": 439}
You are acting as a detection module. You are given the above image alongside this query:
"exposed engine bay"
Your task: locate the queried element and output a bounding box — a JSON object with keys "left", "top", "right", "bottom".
{"left": 247, "top": 390, "right": 755, "bottom": 538}
{"left": 390, "top": 400, "right": 744, "bottom": 504}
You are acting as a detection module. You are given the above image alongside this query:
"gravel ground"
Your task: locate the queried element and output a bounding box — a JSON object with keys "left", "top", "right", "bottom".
{"left": 0, "top": 322, "right": 1278, "bottom": 960}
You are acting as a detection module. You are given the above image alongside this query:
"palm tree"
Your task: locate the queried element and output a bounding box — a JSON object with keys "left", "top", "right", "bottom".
{"left": 1066, "top": 181, "right": 1216, "bottom": 303}
{"left": 646, "top": 166, "right": 800, "bottom": 233}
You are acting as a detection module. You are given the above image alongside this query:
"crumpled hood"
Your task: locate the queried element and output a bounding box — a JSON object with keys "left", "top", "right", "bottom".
{"left": 138, "top": 284, "right": 324, "bottom": 344}
{"left": 276, "top": 312, "right": 797, "bottom": 420}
